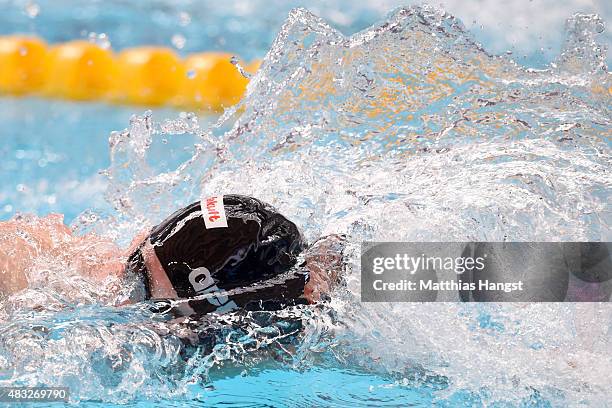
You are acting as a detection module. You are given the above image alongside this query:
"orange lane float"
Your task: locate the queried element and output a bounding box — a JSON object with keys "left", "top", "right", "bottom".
{"left": 0, "top": 35, "right": 261, "bottom": 111}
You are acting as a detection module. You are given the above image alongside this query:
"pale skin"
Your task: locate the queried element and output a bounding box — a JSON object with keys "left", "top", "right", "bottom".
{"left": 0, "top": 214, "right": 126, "bottom": 296}
{"left": 0, "top": 214, "right": 342, "bottom": 304}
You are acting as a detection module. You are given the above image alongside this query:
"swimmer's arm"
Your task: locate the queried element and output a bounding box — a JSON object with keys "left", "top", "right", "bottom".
{"left": 303, "top": 234, "right": 346, "bottom": 303}
{"left": 0, "top": 217, "right": 64, "bottom": 296}
{"left": 0, "top": 233, "right": 30, "bottom": 296}
{"left": 126, "top": 230, "right": 151, "bottom": 255}
{"left": 69, "top": 229, "right": 151, "bottom": 283}
{"left": 0, "top": 215, "right": 141, "bottom": 298}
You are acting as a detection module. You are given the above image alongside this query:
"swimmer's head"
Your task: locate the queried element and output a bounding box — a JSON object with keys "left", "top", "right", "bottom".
{"left": 125, "top": 195, "right": 307, "bottom": 313}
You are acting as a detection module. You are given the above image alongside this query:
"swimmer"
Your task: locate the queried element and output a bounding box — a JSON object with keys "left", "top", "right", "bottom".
{"left": 0, "top": 195, "right": 345, "bottom": 315}
{"left": 124, "top": 194, "right": 346, "bottom": 316}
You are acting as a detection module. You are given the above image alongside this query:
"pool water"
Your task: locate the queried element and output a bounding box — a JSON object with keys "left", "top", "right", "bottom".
{"left": 0, "top": 97, "right": 208, "bottom": 221}
{"left": 79, "top": 366, "right": 445, "bottom": 407}
{"left": 0, "top": 1, "right": 611, "bottom": 407}
{"left": 1, "top": 0, "right": 610, "bottom": 221}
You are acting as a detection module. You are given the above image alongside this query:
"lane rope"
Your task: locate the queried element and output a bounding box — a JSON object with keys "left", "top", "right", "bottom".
{"left": 0, "top": 35, "right": 261, "bottom": 110}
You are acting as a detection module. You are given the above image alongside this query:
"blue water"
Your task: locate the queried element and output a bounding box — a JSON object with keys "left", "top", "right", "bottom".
{"left": 100, "top": 367, "right": 440, "bottom": 407}
{"left": 0, "top": 97, "right": 207, "bottom": 221}
{"left": 1, "top": 0, "right": 610, "bottom": 221}
{"left": 0, "top": 97, "right": 127, "bottom": 220}
{"left": 0, "top": 1, "right": 610, "bottom": 407}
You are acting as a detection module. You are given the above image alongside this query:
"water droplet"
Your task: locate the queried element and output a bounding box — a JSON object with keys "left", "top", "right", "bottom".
{"left": 178, "top": 11, "right": 191, "bottom": 27}
{"left": 24, "top": 2, "right": 40, "bottom": 18}
{"left": 172, "top": 34, "right": 186, "bottom": 50}
{"left": 87, "top": 32, "right": 111, "bottom": 49}
{"left": 230, "top": 56, "right": 251, "bottom": 79}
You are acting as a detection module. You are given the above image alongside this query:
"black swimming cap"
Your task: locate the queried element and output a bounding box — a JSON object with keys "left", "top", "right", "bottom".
{"left": 126, "top": 194, "right": 308, "bottom": 315}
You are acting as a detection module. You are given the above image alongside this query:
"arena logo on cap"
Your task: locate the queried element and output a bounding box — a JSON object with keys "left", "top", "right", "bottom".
{"left": 189, "top": 266, "right": 237, "bottom": 311}
{"left": 201, "top": 195, "right": 228, "bottom": 229}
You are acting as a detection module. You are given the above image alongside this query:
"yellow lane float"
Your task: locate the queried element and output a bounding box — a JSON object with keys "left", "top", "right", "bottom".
{"left": 117, "top": 47, "right": 185, "bottom": 106}
{"left": 181, "top": 52, "right": 250, "bottom": 110}
{"left": 0, "top": 35, "right": 261, "bottom": 111}
{"left": 45, "top": 40, "right": 117, "bottom": 100}
{"left": 0, "top": 36, "right": 48, "bottom": 94}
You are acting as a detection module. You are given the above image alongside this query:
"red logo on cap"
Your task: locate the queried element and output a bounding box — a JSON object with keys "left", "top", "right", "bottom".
{"left": 206, "top": 197, "right": 220, "bottom": 222}
{"left": 202, "top": 195, "right": 228, "bottom": 229}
